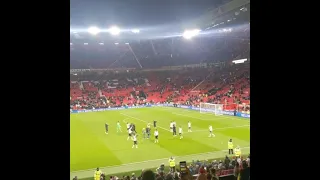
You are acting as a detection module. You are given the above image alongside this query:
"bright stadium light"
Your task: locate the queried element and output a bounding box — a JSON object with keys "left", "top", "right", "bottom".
{"left": 84, "top": 43, "right": 88, "bottom": 45}
{"left": 108, "top": 26, "right": 120, "bottom": 35}
{"left": 131, "top": 29, "right": 140, "bottom": 33}
{"left": 99, "top": 43, "right": 104, "bottom": 45}
{"left": 87, "top": 26, "right": 101, "bottom": 35}
{"left": 114, "top": 42, "right": 119, "bottom": 45}
{"left": 182, "top": 29, "right": 201, "bottom": 39}
{"left": 125, "top": 42, "right": 129, "bottom": 45}
{"left": 70, "top": 43, "right": 73, "bottom": 45}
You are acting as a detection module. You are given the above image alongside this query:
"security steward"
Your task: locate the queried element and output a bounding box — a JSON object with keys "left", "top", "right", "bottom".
{"left": 234, "top": 146, "right": 241, "bottom": 158}
{"left": 168, "top": 156, "right": 176, "bottom": 172}
{"left": 228, "top": 139, "right": 234, "bottom": 155}
{"left": 94, "top": 167, "right": 102, "bottom": 180}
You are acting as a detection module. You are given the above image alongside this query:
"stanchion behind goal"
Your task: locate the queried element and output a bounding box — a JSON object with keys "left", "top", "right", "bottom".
{"left": 200, "top": 103, "right": 224, "bottom": 116}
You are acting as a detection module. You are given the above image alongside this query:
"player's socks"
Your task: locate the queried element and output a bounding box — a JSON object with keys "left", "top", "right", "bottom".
{"left": 132, "top": 145, "right": 134, "bottom": 148}
{"left": 136, "top": 145, "right": 138, "bottom": 148}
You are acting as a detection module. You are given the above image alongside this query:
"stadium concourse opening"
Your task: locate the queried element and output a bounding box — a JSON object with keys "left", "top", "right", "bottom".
{"left": 70, "top": 0, "right": 250, "bottom": 180}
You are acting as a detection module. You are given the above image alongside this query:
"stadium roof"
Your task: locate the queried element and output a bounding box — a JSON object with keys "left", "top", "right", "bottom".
{"left": 71, "top": 0, "right": 250, "bottom": 41}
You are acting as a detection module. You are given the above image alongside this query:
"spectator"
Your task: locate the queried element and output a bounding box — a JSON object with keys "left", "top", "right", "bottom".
{"left": 239, "top": 161, "right": 250, "bottom": 180}
{"left": 224, "top": 156, "right": 230, "bottom": 169}
{"left": 234, "top": 162, "right": 240, "bottom": 180}
{"left": 131, "top": 173, "right": 137, "bottom": 180}
{"left": 141, "top": 170, "right": 155, "bottom": 180}
{"left": 209, "top": 168, "right": 218, "bottom": 180}
{"left": 197, "top": 173, "right": 207, "bottom": 180}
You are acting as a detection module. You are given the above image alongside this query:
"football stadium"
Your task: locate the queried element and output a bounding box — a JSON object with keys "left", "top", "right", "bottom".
{"left": 70, "top": 0, "right": 250, "bottom": 180}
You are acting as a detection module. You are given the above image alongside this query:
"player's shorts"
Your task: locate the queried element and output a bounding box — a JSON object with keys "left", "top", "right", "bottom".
{"left": 188, "top": 127, "right": 191, "bottom": 129}
{"left": 155, "top": 135, "right": 158, "bottom": 139}
{"left": 179, "top": 133, "right": 182, "bottom": 135}
{"left": 134, "top": 141, "right": 137, "bottom": 145}
{"left": 128, "top": 133, "right": 132, "bottom": 136}
{"left": 210, "top": 131, "right": 212, "bottom": 133}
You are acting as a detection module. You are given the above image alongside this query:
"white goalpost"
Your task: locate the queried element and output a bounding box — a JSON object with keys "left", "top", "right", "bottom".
{"left": 200, "top": 103, "right": 224, "bottom": 116}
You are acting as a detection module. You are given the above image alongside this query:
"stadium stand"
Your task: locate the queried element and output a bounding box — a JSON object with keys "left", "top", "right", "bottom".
{"left": 70, "top": 1, "right": 250, "bottom": 179}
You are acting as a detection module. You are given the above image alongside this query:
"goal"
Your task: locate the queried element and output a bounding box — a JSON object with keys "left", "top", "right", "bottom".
{"left": 200, "top": 103, "right": 224, "bottom": 116}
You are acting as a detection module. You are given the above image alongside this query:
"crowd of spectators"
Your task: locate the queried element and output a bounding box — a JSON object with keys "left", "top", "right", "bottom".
{"left": 76, "top": 155, "right": 250, "bottom": 180}
{"left": 70, "top": 62, "right": 250, "bottom": 112}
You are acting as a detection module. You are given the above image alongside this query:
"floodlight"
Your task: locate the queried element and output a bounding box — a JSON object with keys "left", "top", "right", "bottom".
{"left": 87, "top": 26, "right": 101, "bottom": 35}
{"left": 108, "top": 26, "right": 120, "bottom": 35}
{"left": 182, "top": 29, "right": 201, "bottom": 39}
{"left": 114, "top": 42, "right": 119, "bottom": 45}
{"left": 125, "top": 43, "right": 129, "bottom": 45}
{"left": 84, "top": 43, "right": 88, "bottom": 45}
{"left": 70, "top": 43, "right": 73, "bottom": 45}
{"left": 131, "top": 29, "right": 140, "bottom": 33}
{"left": 232, "top": 59, "right": 247, "bottom": 64}
{"left": 99, "top": 43, "right": 104, "bottom": 45}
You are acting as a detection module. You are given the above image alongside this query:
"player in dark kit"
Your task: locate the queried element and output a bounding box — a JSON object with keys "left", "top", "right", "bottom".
{"left": 153, "top": 120, "right": 157, "bottom": 128}
{"left": 131, "top": 124, "right": 136, "bottom": 133}
{"left": 105, "top": 123, "right": 108, "bottom": 134}
{"left": 146, "top": 127, "right": 151, "bottom": 139}
{"left": 172, "top": 124, "right": 177, "bottom": 136}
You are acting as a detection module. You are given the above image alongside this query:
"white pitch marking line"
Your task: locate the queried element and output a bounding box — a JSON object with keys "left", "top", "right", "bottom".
{"left": 71, "top": 146, "right": 250, "bottom": 173}
{"left": 120, "top": 113, "right": 170, "bottom": 132}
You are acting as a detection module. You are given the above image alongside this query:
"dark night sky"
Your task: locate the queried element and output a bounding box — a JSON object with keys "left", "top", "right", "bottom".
{"left": 70, "top": 0, "right": 224, "bottom": 28}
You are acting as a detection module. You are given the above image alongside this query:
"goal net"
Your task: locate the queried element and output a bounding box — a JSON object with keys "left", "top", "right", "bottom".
{"left": 200, "top": 103, "right": 224, "bottom": 116}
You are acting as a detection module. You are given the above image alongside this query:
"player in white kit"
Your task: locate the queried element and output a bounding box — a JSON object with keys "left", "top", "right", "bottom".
{"left": 208, "top": 125, "right": 215, "bottom": 137}
{"left": 154, "top": 129, "right": 159, "bottom": 143}
{"left": 126, "top": 123, "right": 131, "bottom": 131}
{"left": 127, "top": 128, "right": 133, "bottom": 140}
{"left": 170, "top": 121, "right": 173, "bottom": 132}
{"left": 132, "top": 134, "right": 138, "bottom": 148}
{"left": 179, "top": 126, "right": 183, "bottom": 139}
{"left": 188, "top": 121, "right": 192, "bottom": 132}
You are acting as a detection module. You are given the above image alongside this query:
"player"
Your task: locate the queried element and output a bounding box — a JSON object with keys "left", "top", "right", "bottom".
{"left": 179, "top": 126, "right": 183, "bottom": 139}
{"left": 153, "top": 120, "right": 157, "bottom": 128}
{"left": 105, "top": 123, "right": 108, "bottom": 134}
{"left": 131, "top": 123, "right": 137, "bottom": 133}
{"left": 154, "top": 129, "right": 159, "bottom": 143}
{"left": 147, "top": 122, "right": 151, "bottom": 128}
{"left": 172, "top": 124, "right": 177, "bottom": 136}
{"left": 127, "top": 127, "right": 133, "bottom": 140}
{"left": 126, "top": 122, "right": 131, "bottom": 131}
{"left": 170, "top": 121, "right": 173, "bottom": 132}
{"left": 146, "top": 126, "right": 151, "bottom": 139}
{"left": 188, "top": 121, "right": 192, "bottom": 132}
{"left": 209, "top": 125, "right": 215, "bottom": 137}
{"left": 132, "top": 134, "right": 138, "bottom": 148}
{"left": 116, "top": 121, "right": 122, "bottom": 133}
{"left": 142, "top": 128, "right": 146, "bottom": 139}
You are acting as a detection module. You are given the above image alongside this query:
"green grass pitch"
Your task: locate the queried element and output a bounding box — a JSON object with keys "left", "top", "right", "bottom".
{"left": 70, "top": 107, "right": 250, "bottom": 172}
